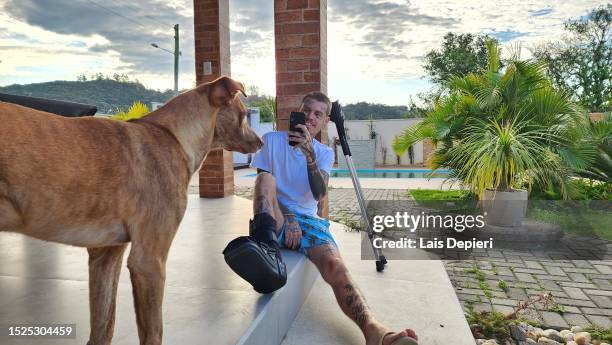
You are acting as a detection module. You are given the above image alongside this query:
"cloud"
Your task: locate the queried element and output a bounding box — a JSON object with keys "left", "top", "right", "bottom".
{"left": 227, "top": 0, "right": 275, "bottom": 95}
{"left": 529, "top": 8, "right": 554, "bottom": 17}
{"left": 1, "top": 0, "right": 608, "bottom": 104}
{"left": 487, "top": 29, "right": 530, "bottom": 42}
{"left": 1, "top": 0, "right": 195, "bottom": 87}
{"left": 329, "top": 0, "right": 459, "bottom": 61}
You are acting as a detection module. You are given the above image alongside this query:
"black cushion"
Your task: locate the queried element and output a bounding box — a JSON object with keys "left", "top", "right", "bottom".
{"left": 0, "top": 93, "right": 97, "bottom": 117}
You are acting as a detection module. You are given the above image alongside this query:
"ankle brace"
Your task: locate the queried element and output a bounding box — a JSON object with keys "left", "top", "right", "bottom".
{"left": 249, "top": 213, "right": 279, "bottom": 249}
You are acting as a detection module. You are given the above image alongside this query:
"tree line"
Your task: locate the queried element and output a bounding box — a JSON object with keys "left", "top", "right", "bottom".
{"left": 0, "top": 76, "right": 175, "bottom": 114}
{"left": 422, "top": 4, "right": 611, "bottom": 113}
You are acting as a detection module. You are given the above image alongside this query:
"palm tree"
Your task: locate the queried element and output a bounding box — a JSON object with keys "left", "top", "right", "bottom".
{"left": 579, "top": 113, "right": 612, "bottom": 182}
{"left": 393, "top": 40, "right": 593, "bottom": 199}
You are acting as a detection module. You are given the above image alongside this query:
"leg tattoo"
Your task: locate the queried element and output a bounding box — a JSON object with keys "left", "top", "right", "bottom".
{"left": 324, "top": 244, "right": 337, "bottom": 256}
{"left": 344, "top": 283, "right": 370, "bottom": 329}
{"left": 254, "top": 194, "right": 273, "bottom": 216}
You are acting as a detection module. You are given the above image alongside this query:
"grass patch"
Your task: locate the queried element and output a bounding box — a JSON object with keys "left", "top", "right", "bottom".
{"left": 497, "top": 280, "right": 509, "bottom": 292}
{"left": 548, "top": 303, "right": 566, "bottom": 315}
{"left": 528, "top": 207, "right": 612, "bottom": 241}
{"left": 410, "top": 189, "right": 474, "bottom": 201}
{"left": 587, "top": 327, "right": 612, "bottom": 342}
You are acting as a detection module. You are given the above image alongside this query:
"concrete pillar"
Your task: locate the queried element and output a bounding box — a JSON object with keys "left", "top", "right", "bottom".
{"left": 194, "top": 0, "right": 234, "bottom": 198}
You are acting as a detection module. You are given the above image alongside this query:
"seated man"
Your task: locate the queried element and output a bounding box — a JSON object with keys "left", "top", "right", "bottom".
{"left": 226, "top": 92, "right": 418, "bottom": 345}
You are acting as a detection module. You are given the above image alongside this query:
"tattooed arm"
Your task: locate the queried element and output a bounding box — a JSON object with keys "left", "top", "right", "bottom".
{"left": 288, "top": 124, "right": 329, "bottom": 201}
{"left": 307, "top": 161, "right": 329, "bottom": 202}
{"left": 278, "top": 201, "right": 302, "bottom": 249}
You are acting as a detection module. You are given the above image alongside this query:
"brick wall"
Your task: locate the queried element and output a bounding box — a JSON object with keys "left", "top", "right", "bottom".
{"left": 274, "top": 0, "right": 328, "bottom": 145}
{"left": 274, "top": 0, "right": 329, "bottom": 216}
{"left": 198, "top": 149, "right": 234, "bottom": 198}
{"left": 194, "top": 0, "right": 234, "bottom": 198}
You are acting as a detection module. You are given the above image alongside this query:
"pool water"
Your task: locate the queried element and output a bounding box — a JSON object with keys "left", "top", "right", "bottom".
{"left": 330, "top": 169, "right": 450, "bottom": 178}
{"left": 245, "top": 169, "right": 450, "bottom": 178}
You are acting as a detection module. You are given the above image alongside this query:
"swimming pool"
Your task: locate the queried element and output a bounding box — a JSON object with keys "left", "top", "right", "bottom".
{"left": 331, "top": 169, "right": 450, "bottom": 178}
{"left": 245, "top": 169, "right": 450, "bottom": 178}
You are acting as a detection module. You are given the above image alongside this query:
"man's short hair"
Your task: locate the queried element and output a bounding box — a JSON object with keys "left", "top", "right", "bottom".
{"left": 301, "top": 91, "right": 331, "bottom": 115}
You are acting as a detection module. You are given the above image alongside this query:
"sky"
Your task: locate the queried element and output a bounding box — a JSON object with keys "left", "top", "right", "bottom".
{"left": 0, "top": 0, "right": 607, "bottom": 106}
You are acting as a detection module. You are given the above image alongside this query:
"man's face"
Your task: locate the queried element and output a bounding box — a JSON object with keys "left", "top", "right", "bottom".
{"left": 299, "top": 98, "right": 329, "bottom": 137}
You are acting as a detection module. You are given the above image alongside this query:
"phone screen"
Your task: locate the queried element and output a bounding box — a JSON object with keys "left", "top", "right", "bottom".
{"left": 289, "top": 112, "right": 306, "bottom": 146}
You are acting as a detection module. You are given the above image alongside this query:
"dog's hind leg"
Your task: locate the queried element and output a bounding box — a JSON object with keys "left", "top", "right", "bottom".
{"left": 86, "top": 244, "right": 128, "bottom": 345}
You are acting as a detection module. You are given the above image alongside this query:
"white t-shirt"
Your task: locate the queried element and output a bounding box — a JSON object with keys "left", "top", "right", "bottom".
{"left": 251, "top": 131, "right": 334, "bottom": 217}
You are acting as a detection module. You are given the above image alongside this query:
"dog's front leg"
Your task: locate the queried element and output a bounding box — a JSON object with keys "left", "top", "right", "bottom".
{"left": 127, "top": 243, "right": 169, "bottom": 345}
{"left": 87, "top": 244, "right": 128, "bottom": 345}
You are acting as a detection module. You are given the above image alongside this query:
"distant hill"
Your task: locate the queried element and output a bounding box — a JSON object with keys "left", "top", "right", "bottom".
{"left": 342, "top": 102, "right": 422, "bottom": 120}
{"left": 0, "top": 79, "right": 176, "bottom": 114}
{"left": 0, "top": 79, "right": 424, "bottom": 119}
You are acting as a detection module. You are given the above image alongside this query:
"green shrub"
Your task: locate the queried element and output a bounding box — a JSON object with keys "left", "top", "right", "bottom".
{"left": 587, "top": 327, "right": 612, "bottom": 342}
{"left": 394, "top": 40, "right": 593, "bottom": 199}
{"left": 530, "top": 179, "right": 611, "bottom": 200}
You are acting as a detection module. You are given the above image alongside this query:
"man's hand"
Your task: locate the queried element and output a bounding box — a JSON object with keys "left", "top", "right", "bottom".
{"left": 288, "top": 124, "right": 328, "bottom": 201}
{"left": 283, "top": 214, "right": 302, "bottom": 249}
{"left": 288, "top": 124, "right": 316, "bottom": 164}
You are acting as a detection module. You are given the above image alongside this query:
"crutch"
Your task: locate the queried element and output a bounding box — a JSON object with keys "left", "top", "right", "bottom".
{"left": 330, "top": 101, "right": 387, "bottom": 272}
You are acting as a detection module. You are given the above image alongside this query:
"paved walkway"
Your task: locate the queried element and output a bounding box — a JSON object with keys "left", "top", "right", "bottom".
{"left": 230, "top": 186, "right": 612, "bottom": 331}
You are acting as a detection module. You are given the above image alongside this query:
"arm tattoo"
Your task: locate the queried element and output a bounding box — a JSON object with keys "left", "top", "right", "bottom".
{"left": 278, "top": 202, "right": 300, "bottom": 233}
{"left": 307, "top": 162, "right": 328, "bottom": 201}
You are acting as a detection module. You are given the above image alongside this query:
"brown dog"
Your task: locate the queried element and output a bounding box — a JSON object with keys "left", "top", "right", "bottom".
{"left": 0, "top": 76, "right": 262, "bottom": 345}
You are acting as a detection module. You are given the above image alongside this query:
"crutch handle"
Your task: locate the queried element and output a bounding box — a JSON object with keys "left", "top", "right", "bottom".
{"left": 330, "top": 101, "right": 351, "bottom": 156}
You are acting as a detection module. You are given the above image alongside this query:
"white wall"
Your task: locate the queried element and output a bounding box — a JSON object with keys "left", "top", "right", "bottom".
{"left": 327, "top": 118, "right": 424, "bottom": 165}
{"left": 234, "top": 112, "right": 425, "bottom": 166}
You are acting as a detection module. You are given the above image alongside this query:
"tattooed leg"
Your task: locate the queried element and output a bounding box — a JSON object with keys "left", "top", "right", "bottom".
{"left": 307, "top": 244, "right": 418, "bottom": 345}
{"left": 307, "top": 245, "right": 371, "bottom": 331}
{"left": 253, "top": 172, "right": 284, "bottom": 232}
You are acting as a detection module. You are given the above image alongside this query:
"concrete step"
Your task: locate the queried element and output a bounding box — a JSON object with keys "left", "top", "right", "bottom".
{"left": 237, "top": 251, "right": 318, "bottom": 345}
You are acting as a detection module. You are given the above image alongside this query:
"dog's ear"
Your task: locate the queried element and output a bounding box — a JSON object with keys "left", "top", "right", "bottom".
{"left": 199, "top": 76, "right": 246, "bottom": 107}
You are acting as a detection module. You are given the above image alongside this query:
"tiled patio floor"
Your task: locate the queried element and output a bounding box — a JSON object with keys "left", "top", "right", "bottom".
{"left": 233, "top": 186, "right": 612, "bottom": 331}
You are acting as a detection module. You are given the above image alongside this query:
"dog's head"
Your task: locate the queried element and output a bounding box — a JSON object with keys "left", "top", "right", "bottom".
{"left": 200, "top": 77, "right": 263, "bottom": 154}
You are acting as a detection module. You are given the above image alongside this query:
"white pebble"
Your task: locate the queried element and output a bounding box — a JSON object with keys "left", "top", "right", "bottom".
{"left": 570, "top": 326, "right": 583, "bottom": 333}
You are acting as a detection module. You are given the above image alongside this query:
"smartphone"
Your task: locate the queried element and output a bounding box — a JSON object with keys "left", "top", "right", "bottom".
{"left": 289, "top": 111, "right": 306, "bottom": 146}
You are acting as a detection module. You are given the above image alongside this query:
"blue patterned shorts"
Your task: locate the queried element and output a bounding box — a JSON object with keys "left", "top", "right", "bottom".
{"left": 277, "top": 212, "right": 338, "bottom": 256}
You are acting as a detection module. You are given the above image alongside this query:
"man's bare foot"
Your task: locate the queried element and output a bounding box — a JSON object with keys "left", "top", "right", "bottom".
{"left": 366, "top": 327, "right": 418, "bottom": 345}
{"left": 381, "top": 329, "right": 418, "bottom": 345}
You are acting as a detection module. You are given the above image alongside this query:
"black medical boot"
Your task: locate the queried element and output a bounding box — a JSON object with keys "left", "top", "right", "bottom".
{"left": 223, "top": 213, "right": 287, "bottom": 294}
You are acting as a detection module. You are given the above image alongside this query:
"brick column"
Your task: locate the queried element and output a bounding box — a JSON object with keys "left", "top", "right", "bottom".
{"left": 194, "top": 0, "right": 234, "bottom": 198}
{"left": 274, "top": 0, "right": 329, "bottom": 216}
{"left": 274, "top": 0, "right": 328, "bottom": 141}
